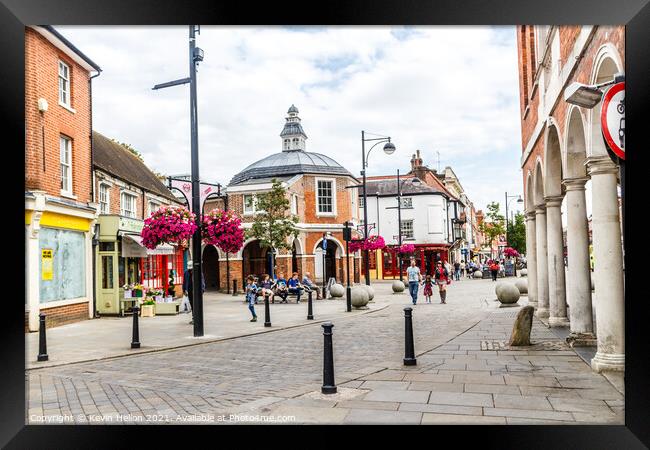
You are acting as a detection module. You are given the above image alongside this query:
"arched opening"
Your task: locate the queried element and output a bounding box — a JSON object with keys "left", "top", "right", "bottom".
{"left": 202, "top": 245, "right": 220, "bottom": 291}
{"left": 544, "top": 124, "right": 564, "bottom": 198}
{"left": 590, "top": 56, "right": 620, "bottom": 158}
{"left": 291, "top": 238, "right": 303, "bottom": 275}
{"left": 242, "top": 240, "right": 272, "bottom": 280}
{"left": 533, "top": 161, "right": 545, "bottom": 207}
{"left": 314, "top": 238, "right": 339, "bottom": 284}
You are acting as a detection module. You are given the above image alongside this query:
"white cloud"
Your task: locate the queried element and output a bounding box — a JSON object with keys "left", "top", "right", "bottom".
{"left": 57, "top": 25, "right": 522, "bottom": 211}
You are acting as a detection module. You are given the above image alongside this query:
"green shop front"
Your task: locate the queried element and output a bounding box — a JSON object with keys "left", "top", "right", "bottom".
{"left": 95, "top": 215, "right": 186, "bottom": 316}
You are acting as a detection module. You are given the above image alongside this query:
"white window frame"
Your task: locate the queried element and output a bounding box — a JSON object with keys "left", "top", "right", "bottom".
{"left": 58, "top": 60, "right": 70, "bottom": 107}
{"left": 120, "top": 191, "right": 138, "bottom": 218}
{"left": 60, "top": 135, "right": 72, "bottom": 195}
{"left": 401, "top": 197, "right": 413, "bottom": 208}
{"left": 315, "top": 177, "right": 336, "bottom": 216}
{"left": 401, "top": 219, "right": 414, "bottom": 240}
{"left": 359, "top": 195, "right": 365, "bottom": 208}
{"left": 291, "top": 194, "right": 298, "bottom": 215}
{"left": 243, "top": 194, "right": 257, "bottom": 216}
{"left": 99, "top": 183, "right": 111, "bottom": 214}
{"left": 147, "top": 199, "right": 161, "bottom": 216}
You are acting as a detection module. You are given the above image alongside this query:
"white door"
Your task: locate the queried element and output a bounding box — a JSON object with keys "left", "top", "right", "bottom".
{"left": 314, "top": 247, "right": 324, "bottom": 283}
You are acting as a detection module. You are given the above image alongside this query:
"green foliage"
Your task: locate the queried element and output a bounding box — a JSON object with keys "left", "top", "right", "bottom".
{"left": 246, "top": 179, "right": 299, "bottom": 252}
{"left": 507, "top": 212, "right": 526, "bottom": 254}
{"left": 479, "top": 201, "right": 505, "bottom": 244}
{"left": 112, "top": 139, "right": 144, "bottom": 162}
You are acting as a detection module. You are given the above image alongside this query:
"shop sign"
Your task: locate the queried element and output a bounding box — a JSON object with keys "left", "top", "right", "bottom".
{"left": 41, "top": 249, "right": 53, "bottom": 280}
{"left": 601, "top": 81, "right": 625, "bottom": 161}
{"left": 119, "top": 217, "right": 144, "bottom": 233}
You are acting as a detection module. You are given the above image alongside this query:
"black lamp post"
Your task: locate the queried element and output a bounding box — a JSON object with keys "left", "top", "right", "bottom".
{"left": 153, "top": 25, "right": 205, "bottom": 337}
{"left": 505, "top": 192, "right": 523, "bottom": 276}
{"left": 361, "top": 131, "right": 396, "bottom": 285}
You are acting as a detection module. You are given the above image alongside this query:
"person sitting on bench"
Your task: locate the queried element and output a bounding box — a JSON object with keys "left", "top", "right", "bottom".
{"left": 273, "top": 272, "right": 289, "bottom": 303}
{"left": 301, "top": 272, "right": 322, "bottom": 299}
{"left": 287, "top": 272, "right": 304, "bottom": 303}
{"left": 259, "top": 273, "right": 274, "bottom": 303}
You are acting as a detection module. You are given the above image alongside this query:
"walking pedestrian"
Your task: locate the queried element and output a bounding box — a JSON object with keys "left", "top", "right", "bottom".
{"left": 422, "top": 274, "right": 434, "bottom": 303}
{"left": 183, "top": 261, "right": 205, "bottom": 325}
{"left": 434, "top": 261, "right": 451, "bottom": 304}
{"left": 406, "top": 259, "right": 422, "bottom": 305}
{"left": 489, "top": 260, "right": 499, "bottom": 282}
{"left": 245, "top": 275, "right": 258, "bottom": 322}
{"left": 460, "top": 260, "right": 466, "bottom": 278}
{"left": 453, "top": 261, "right": 461, "bottom": 281}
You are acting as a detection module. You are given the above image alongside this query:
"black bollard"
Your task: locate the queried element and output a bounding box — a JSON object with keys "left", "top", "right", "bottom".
{"left": 346, "top": 286, "right": 352, "bottom": 312}
{"left": 37, "top": 313, "right": 48, "bottom": 362}
{"left": 307, "top": 290, "right": 314, "bottom": 320}
{"left": 321, "top": 323, "right": 337, "bottom": 394}
{"left": 264, "top": 294, "right": 272, "bottom": 327}
{"left": 403, "top": 307, "right": 417, "bottom": 366}
{"left": 232, "top": 279, "right": 238, "bottom": 296}
{"left": 131, "top": 306, "right": 141, "bottom": 349}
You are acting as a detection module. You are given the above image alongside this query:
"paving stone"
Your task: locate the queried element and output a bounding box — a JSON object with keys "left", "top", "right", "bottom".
{"left": 547, "top": 397, "right": 611, "bottom": 413}
{"left": 360, "top": 381, "right": 410, "bottom": 391}
{"left": 335, "top": 400, "right": 400, "bottom": 411}
{"left": 279, "top": 398, "right": 337, "bottom": 408}
{"left": 362, "top": 389, "right": 430, "bottom": 403}
{"left": 344, "top": 408, "right": 422, "bottom": 424}
{"left": 493, "top": 394, "right": 552, "bottom": 410}
{"left": 402, "top": 373, "right": 454, "bottom": 383}
{"left": 571, "top": 410, "right": 624, "bottom": 424}
{"left": 518, "top": 386, "right": 582, "bottom": 398}
{"left": 505, "top": 417, "right": 575, "bottom": 425}
{"left": 407, "top": 382, "right": 464, "bottom": 393}
{"left": 452, "top": 373, "right": 506, "bottom": 385}
{"left": 483, "top": 407, "right": 574, "bottom": 421}
{"left": 503, "top": 374, "right": 561, "bottom": 387}
{"left": 428, "top": 391, "right": 493, "bottom": 407}
{"left": 399, "top": 402, "right": 483, "bottom": 416}
{"left": 421, "top": 413, "right": 506, "bottom": 425}
{"left": 464, "top": 384, "right": 521, "bottom": 395}
{"left": 360, "top": 370, "right": 407, "bottom": 381}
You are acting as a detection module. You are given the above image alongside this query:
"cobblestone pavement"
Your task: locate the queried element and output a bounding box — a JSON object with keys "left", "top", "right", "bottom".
{"left": 26, "top": 278, "right": 624, "bottom": 425}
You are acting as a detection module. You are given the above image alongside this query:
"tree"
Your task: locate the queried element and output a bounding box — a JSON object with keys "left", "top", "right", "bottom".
{"left": 479, "top": 201, "right": 505, "bottom": 246}
{"left": 112, "top": 139, "right": 144, "bottom": 162}
{"left": 246, "top": 179, "right": 299, "bottom": 277}
{"left": 507, "top": 212, "right": 526, "bottom": 254}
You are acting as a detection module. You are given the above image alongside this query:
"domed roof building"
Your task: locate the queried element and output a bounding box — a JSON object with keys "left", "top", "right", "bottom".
{"left": 204, "top": 106, "right": 361, "bottom": 293}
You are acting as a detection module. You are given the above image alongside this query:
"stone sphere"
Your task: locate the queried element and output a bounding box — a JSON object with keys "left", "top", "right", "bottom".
{"left": 497, "top": 283, "right": 521, "bottom": 304}
{"left": 351, "top": 287, "right": 369, "bottom": 308}
{"left": 495, "top": 281, "right": 507, "bottom": 297}
{"left": 329, "top": 283, "right": 344, "bottom": 297}
{"left": 359, "top": 284, "right": 375, "bottom": 301}
{"left": 473, "top": 270, "right": 483, "bottom": 279}
{"left": 515, "top": 279, "right": 528, "bottom": 294}
{"left": 520, "top": 269, "right": 528, "bottom": 277}
{"left": 392, "top": 280, "right": 405, "bottom": 293}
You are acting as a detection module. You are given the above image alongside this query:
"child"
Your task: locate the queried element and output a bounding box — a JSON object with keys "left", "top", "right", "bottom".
{"left": 422, "top": 274, "right": 434, "bottom": 303}
{"left": 273, "top": 272, "right": 289, "bottom": 303}
{"left": 245, "top": 275, "right": 258, "bottom": 322}
{"left": 434, "top": 261, "right": 451, "bottom": 304}
{"left": 260, "top": 274, "right": 274, "bottom": 303}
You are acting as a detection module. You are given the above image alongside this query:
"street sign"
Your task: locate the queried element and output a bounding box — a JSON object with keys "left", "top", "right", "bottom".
{"left": 601, "top": 81, "right": 625, "bottom": 161}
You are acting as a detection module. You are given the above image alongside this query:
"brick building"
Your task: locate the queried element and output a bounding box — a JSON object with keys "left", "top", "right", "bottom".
{"left": 92, "top": 132, "right": 185, "bottom": 316}
{"left": 203, "top": 105, "right": 361, "bottom": 292}
{"left": 25, "top": 26, "right": 101, "bottom": 331}
{"left": 516, "top": 26, "right": 624, "bottom": 372}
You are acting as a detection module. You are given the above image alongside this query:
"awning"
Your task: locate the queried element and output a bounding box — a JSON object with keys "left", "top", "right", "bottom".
{"left": 121, "top": 233, "right": 176, "bottom": 257}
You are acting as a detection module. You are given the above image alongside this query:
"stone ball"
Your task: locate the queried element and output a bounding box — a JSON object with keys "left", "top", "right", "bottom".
{"left": 520, "top": 269, "right": 528, "bottom": 277}
{"left": 329, "top": 283, "right": 344, "bottom": 297}
{"left": 515, "top": 279, "right": 528, "bottom": 294}
{"left": 495, "top": 281, "right": 507, "bottom": 297}
{"left": 392, "top": 280, "right": 405, "bottom": 293}
{"left": 359, "top": 284, "right": 375, "bottom": 301}
{"left": 351, "top": 286, "right": 369, "bottom": 308}
{"left": 497, "top": 283, "right": 521, "bottom": 304}
{"left": 473, "top": 270, "right": 483, "bottom": 279}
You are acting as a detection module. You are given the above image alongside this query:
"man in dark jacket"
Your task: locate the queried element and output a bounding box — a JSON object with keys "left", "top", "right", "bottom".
{"left": 183, "top": 260, "right": 205, "bottom": 325}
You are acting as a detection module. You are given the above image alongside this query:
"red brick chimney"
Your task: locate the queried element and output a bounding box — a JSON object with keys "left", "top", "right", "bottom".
{"left": 410, "top": 150, "right": 428, "bottom": 180}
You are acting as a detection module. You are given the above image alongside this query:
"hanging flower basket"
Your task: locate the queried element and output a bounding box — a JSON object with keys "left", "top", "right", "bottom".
{"left": 397, "top": 243, "right": 416, "bottom": 254}
{"left": 141, "top": 205, "right": 198, "bottom": 250}
{"left": 349, "top": 235, "right": 386, "bottom": 252}
{"left": 504, "top": 247, "right": 520, "bottom": 258}
{"left": 202, "top": 208, "right": 245, "bottom": 254}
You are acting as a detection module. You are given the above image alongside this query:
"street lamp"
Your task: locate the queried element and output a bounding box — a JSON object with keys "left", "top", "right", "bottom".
{"left": 387, "top": 169, "right": 420, "bottom": 282}
{"left": 361, "top": 131, "right": 396, "bottom": 285}
{"left": 505, "top": 192, "right": 523, "bottom": 276}
{"left": 153, "top": 25, "right": 205, "bottom": 337}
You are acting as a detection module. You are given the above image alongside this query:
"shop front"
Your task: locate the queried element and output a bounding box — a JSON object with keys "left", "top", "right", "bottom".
{"left": 363, "top": 244, "right": 450, "bottom": 279}
{"left": 96, "top": 215, "right": 185, "bottom": 316}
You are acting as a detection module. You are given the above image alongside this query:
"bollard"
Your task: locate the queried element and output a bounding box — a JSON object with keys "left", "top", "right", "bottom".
{"left": 307, "top": 291, "right": 314, "bottom": 320}
{"left": 131, "top": 306, "right": 141, "bottom": 349}
{"left": 264, "top": 294, "right": 272, "bottom": 327}
{"left": 232, "top": 279, "right": 238, "bottom": 296}
{"left": 37, "top": 313, "right": 48, "bottom": 362}
{"left": 346, "top": 286, "right": 352, "bottom": 312}
{"left": 403, "top": 307, "right": 417, "bottom": 366}
{"left": 321, "top": 322, "right": 337, "bottom": 394}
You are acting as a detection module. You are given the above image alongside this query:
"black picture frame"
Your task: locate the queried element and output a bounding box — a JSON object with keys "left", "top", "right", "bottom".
{"left": 4, "top": 0, "right": 649, "bottom": 447}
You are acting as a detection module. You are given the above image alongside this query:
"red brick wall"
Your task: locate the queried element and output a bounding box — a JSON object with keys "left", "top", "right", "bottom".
{"left": 39, "top": 301, "right": 89, "bottom": 329}
{"left": 25, "top": 27, "right": 92, "bottom": 203}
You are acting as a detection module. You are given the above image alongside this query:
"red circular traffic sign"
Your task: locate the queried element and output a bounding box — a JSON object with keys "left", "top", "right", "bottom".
{"left": 600, "top": 81, "right": 625, "bottom": 160}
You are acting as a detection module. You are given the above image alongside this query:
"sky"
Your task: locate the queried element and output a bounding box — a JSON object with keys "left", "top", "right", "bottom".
{"left": 57, "top": 25, "right": 526, "bottom": 216}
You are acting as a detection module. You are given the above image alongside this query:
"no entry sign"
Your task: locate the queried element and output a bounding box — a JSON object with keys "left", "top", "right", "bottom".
{"left": 600, "top": 81, "right": 625, "bottom": 161}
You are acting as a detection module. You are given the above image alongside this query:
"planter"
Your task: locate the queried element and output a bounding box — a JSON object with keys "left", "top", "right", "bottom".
{"left": 141, "top": 304, "right": 155, "bottom": 317}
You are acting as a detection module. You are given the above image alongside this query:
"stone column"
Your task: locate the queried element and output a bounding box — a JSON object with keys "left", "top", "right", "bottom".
{"left": 534, "top": 206, "right": 549, "bottom": 319}
{"left": 545, "top": 195, "right": 569, "bottom": 327}
{"left": 524, "top": 211, "right": 538, "bottom": 308}
{"left": 563, "top": 178, "right": 596, "bottom": 345}
{"left": 587, "top": 157, "right": 625, "bottom": 372}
